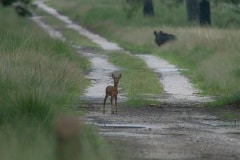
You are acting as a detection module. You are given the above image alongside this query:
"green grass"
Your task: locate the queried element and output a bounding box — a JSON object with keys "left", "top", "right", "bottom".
{"left": 60, "top": 27, "right": 100, "bottom": 48}
{"left": 48, "top": 0, "right": 240, "bottom": 29}
{"left": 0, "top": 6, "right": 123, "bottom": 160}
{"left": 153, "top": 27, "right": 240, "bottom": 96}
{"left": 47, "top": 0, "right": 240, "bottom": 106}
{"left": 34, "top": 4, "right": 162, "bottom": 106}
{"left": 0, "top": 6, "right": 89, "bottom": 119}
{"left": 0, "top": 124, "right": 123, "bottom": 160}
{"left": 109, "top": 52, "right": 162, "bottom": 106}
{"left": 0, "top": 125, "right": 54, "bottom": 160}
{"left": 42, "top": 14, "right": 66, "bottom": 27}
{"left": 37, "top": 11, "right": 100, "bottom": 49}
{"left": 0, "top": 26, "right": 89, "bottom": 125}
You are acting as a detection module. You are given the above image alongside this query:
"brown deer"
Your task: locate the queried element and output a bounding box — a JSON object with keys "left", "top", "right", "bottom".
{"left": 103, "top": 73, "right": 121, "bottom": 114}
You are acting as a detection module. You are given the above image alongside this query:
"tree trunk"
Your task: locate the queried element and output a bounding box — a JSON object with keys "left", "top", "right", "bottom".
{"left": 177, "top": 0, "right": 184, "bottom": 3}
{"left": 199, "top": 0, "right": 211, "bottom": 26}
{"left": 186, "top": 0, "right": 199, "bottom": 22}
{"left": 143, "top": 0, "right": 154, "bottom": 16}
{"left": 1, "top": 0, "right": 16, "bottom": 6}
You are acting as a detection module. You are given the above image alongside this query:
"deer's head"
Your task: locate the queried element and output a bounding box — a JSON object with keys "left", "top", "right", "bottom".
{"left": 112, "top": 73, "right": 121, "bottom": 85}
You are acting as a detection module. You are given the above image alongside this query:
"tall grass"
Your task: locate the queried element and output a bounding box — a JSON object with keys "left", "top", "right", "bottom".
{"left": 152, "top": 27, "right": 240, "bottom": 98}
{"left": 0, "top": 5, "right": 127, "bottom": 160}
{"left": 48, "top": 0, "right": 240, "bottom": 106}
{"left": 110, "top": 26, "right": 240, "bottom": 102}
{"left": 0, "top": 24, "right": 89, "bottom": 126}
{"left": 0, "top": 6, "right": 122, "bottom": 160}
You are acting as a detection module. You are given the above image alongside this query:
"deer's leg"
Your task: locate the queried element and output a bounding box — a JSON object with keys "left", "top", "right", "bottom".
{"left": 110, "top": 96, "right": 114, "bottom": 114}
{"left": 115, "top": 96, "right": 118, "bottom": 114}
{"left": 103, "top": 95, "right": 108, "bottom": 114}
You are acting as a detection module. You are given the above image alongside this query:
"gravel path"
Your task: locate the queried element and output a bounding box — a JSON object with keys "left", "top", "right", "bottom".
{"left": 32, "top": 2, "right": 240, "bottom": 160}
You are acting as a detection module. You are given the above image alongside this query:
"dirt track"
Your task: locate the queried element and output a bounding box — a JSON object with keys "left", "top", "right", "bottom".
{"left": 33, "top": 2, "right": 240, "bottom": 159}
{"left": 83, "top": 100, "right": 240, "bottom": 160}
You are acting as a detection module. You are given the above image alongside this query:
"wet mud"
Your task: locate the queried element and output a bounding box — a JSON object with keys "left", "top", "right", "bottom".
{"left": 83, "top": 102, "right": 240, "bottom": 160}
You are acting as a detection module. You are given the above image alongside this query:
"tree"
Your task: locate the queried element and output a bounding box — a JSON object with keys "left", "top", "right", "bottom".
{"left": 143, "top": 0, "right": 154, "bottom": 16}
{"left": 199, "top": 0, "right": 211, "bottom": 26}
{"left": 186, "top": 0, "right": 211, "bottom": 26}
{"left": 186, "top": 0, "right": 199, "bottom": 22}
{"left": 1, "top": 0, "right": 16, "bottom": 6}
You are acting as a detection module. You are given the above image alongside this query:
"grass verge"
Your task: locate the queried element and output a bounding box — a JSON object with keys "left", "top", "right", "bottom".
{"left": 0, "top": 6, "right": 122, "bottom": 160}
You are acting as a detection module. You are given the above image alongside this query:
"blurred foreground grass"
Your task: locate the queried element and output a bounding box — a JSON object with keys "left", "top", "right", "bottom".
{"left": 0, "top": 6, "right": 122, "bottom": 160}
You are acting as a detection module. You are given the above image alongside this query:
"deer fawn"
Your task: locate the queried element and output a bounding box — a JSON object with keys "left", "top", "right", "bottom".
{"left": 103, "top": 73, "right": 121, "bottom": 114}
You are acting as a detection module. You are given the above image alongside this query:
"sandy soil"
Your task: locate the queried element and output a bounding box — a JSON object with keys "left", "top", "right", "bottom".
{"left": 32, "top": 3, "right": 240, "bottom": 160}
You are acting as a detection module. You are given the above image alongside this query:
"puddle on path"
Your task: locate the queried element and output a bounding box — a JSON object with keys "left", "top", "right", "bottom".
{"left": 100, "top": 131, "right": 159, "bottom": 138}
{"left": 97, "top": 124, "right": 148, "bottom": 129}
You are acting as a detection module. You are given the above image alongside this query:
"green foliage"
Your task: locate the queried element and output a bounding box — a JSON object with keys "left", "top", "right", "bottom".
{"left": 0, "top": 0, "right": 31, "bottom": 6}
{"left": 122, "top": 0, "right": 142, "bottom": 18}
{"left": 212, "top": 0, "right": 240, "bottom": 6}
{"left": 21, "top": 0, "right": 31, "bottom": 4}
{"left": 209, "top": 91, "right": 240, "bottom": 107}
{"left": 1, "top": 0, "right": 16, "bottom": 6}
{"left": 48, "top": 0, "right": 240, "bottom": 28}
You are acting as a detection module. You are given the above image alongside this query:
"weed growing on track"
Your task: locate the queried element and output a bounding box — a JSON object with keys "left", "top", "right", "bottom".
{"left": 60, "top": 28, "right": 100, "bottom": 48}
{"left": 109, "top": 52, "right": 162, "bottom": 106}
{"left": 37, "top": 10, "right": 100, "bottom": 48}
